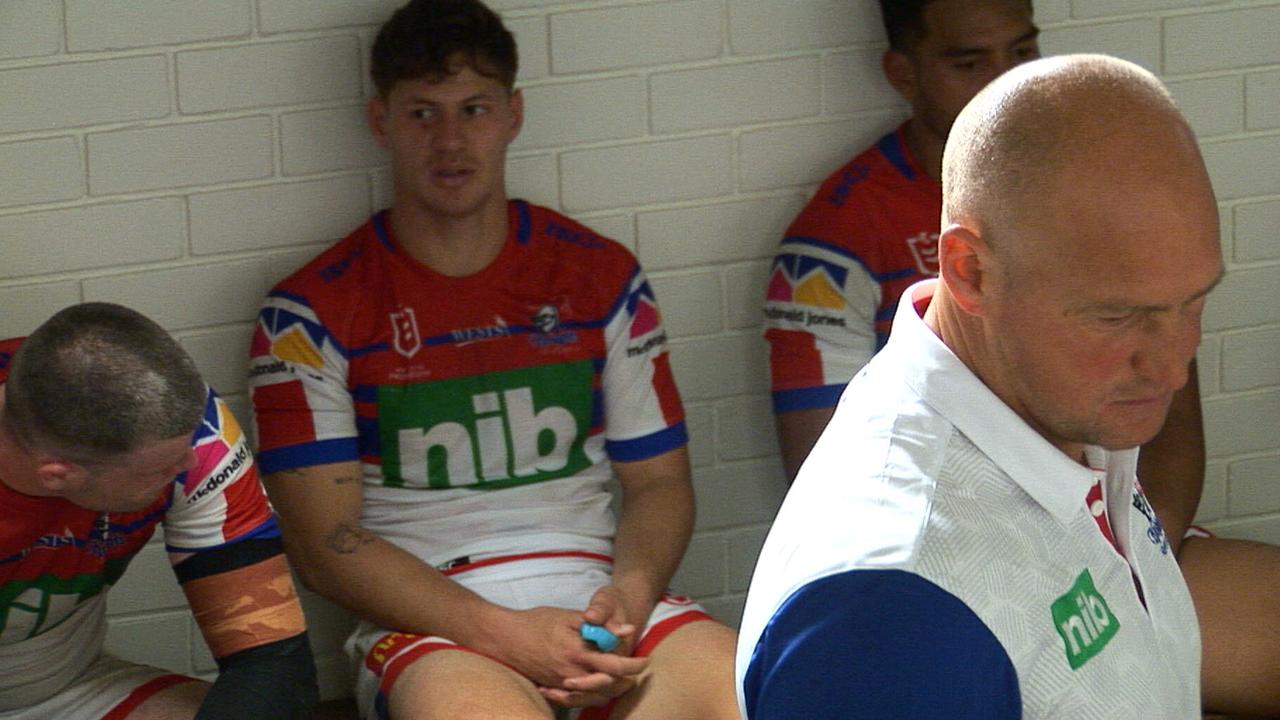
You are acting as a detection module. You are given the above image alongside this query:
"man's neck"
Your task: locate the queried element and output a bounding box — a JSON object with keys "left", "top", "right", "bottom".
{"left": 389, "top": 194, "right": 510, "bottom": 278}
{"left": 0, "top": 419, "right": 46, "bottom": 498}
{"left": 925, "top": 288, "right": 1090, "bottom": 467}
{"left": 901, "top": 117, "right": 945, "bottom": 184}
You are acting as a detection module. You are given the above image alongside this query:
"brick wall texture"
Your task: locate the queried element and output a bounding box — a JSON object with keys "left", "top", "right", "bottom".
{"left": 1, "top": 0, "right": 1276, "bottom": 700}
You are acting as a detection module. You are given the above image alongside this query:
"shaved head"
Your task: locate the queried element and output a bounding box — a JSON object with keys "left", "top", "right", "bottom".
{"left": 942, "top": 54, "right": 1208, "bottom": 263}
{"left": 928, "top": 53, "right": 1222, "bottom": 460}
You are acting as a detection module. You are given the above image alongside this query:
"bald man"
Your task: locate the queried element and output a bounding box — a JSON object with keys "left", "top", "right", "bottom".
{"left": 736, "top": 55, "right": 1219, "bottom": 719}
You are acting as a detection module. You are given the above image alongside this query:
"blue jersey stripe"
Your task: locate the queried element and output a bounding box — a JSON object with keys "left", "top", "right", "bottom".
{"left": 605, "top": 421, "right": 688, "bottom": 462}
{"left": 257, "top": 438, "right": 360, "bottom": 475}
{"left": 876, "top": 130, "right": 917, "bottom": 182}
{"left": 743, "top": 569, "right": 1021, "bottom": 719}
{"left": 771, "top": 385, "right": 844, "bottom": 414}
{"left": 165, "top": 516, "right": 281, "bottom": 554}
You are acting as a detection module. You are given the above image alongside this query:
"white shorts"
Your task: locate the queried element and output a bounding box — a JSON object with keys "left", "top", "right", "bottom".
{"left": 348, "top": 552, "right": 712, "bottom": 720}
{"left": 0, "top": 654, "right": 195, "bottom": 720}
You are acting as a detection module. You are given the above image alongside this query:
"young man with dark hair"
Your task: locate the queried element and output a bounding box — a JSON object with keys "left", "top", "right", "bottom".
{"left": 0, "top": 303, "right": 317, "bottom": 720}
{"left": 249, "top": 1, "right": 739, "bottom": 718}
{"left": 765, "top": 0, "right": 1043, "bottom": 482}
{"left": 763, "top": 1, "right": 1280, "bottom": 715}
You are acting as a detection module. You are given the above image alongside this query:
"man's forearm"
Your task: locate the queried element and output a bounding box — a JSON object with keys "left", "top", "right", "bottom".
{"left": 611, "top": 451, "right": 696, "bottom": 622}
{"left": 288, "top": 519, "right": 512, "bottom": 652}
{"left": 264, "top": 464, "right": 512, "bottom": 655}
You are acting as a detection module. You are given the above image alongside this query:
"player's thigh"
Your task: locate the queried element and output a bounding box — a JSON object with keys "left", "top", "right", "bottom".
{"left": 389, "top": 648, "right": 554, "bottom": 720}
{"left": 612, "top": 619, "right": 740, "bottom": 720}
{"left": 1180, "top": 536, "right": 1280, "bottom": 716}
{"left": 123, "top": 679, "right": 208, "bottom": 720}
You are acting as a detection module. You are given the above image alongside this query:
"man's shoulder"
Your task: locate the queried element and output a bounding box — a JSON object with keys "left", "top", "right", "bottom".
{"left": 515, "top": 200, "right": 639, "bottom": 272}
{"left": 0, "top": 336, "right": 22, "bottom": 380}
{"left": 271, "top": 216, "right": 382, "bottom": 300}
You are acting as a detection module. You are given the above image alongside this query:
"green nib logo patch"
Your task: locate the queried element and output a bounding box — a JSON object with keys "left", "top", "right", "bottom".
{"left": 1051, "top": 569, "right": 1119, "bottom": 670}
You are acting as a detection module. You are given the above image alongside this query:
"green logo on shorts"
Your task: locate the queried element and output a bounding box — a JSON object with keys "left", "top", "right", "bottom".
{"left": 1051, "top": 569, "right": 1119, "bottom": 670}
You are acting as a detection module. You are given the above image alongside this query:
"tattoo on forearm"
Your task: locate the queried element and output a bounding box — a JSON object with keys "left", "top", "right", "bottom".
{"left": 333, "top": 475, "right": 360, "bottom": 486}
{"left": 324, "top": 523, "right": 375, "bottom": 555}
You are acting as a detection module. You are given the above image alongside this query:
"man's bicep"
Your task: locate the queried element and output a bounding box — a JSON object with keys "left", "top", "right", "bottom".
{"left": 775, "top": 407, "right": 836, "bottom": 484}
{"left": 172, "top": 540, "right": 306, "bottom": 660}
{"left": 743, "top": 569, "right": 1020, "bottom": 719}
{"left": 611, "top": 445, "right": 692, "bottom": 495}
{"left": 263, "top": 461, "right": 365, "bottom": 555}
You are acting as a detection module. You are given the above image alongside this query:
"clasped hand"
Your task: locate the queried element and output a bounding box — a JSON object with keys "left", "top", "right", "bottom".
{"left": 498, "top": 586, "right": 647, "bottom": 708}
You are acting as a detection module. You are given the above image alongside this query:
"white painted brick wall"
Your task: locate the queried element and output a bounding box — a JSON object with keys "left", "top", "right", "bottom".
{"left": 88, "top": 117, "right": 275, "bottom": 194}
{"left": 0, "top": 56, "right": 170, "bottom": 134}
{"left": 1, "top": 0, "right": 1276, "bottom": 702}
{"left": 0, "top": 137, "right": 84, "bottom": 207}
{"left": 64, "top": 0, "right": 252, "bottom": 51}
{"left": 0, "top": 1, "right": 62, "bottom": 60}
{"left": 1247, "top": 69, "right": 1280, "bottom": 129}
{"left": 176, "top": 37, "right": 364, "bottom": 114}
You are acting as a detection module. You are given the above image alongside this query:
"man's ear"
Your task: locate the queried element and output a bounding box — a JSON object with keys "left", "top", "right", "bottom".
{"left": 367, "top": 95, "right": 390, "bottom": 148}
{"left": 507, "top": 88, "right": 525, "bottom": 141}
{"left": 938, "top": 223, "right": 992, "bottom": 316}
{"left": 35, "top": 457, "right": 85, "bottom": 495}
{"left": 882, "top": 50, "right": 918, "bottom": 104}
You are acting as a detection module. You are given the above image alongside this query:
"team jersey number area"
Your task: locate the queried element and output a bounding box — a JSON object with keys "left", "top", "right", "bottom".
{"left": 377, "top": 361, "right": 596, "bottom": 491}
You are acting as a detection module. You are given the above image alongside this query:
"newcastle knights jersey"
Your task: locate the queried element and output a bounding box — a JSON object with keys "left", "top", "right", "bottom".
{"left": 764, "top": 123, "right": 942, "bottom": 414}
{"left": 249, "top": 201, "right": 686, "bottom": 566}
{"left": 0, "top": 339, "right": 277, "bottom": 710}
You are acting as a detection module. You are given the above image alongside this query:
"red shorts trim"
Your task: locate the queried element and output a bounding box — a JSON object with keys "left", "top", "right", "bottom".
{"left": 369, "top": 609, "right": 715, "bottom": 720}
{"left": 440, "top": 551, "right": 612, "bottom": 577}
{"left": 1185, "top": 524, "right": 1215, "bottom": 540}
{"left": 100, "top": 674, "right": 195, "bottom": 720}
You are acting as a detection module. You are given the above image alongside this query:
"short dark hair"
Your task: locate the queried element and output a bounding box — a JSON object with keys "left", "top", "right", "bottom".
{"left": 879, "top": 0, "right": 1034, "bottom": 53}
{"left": 2, "top": 303, "right": 205, "bottom": 462}
{"left": 371, "top": 0, "right": 518, "bottom": 97}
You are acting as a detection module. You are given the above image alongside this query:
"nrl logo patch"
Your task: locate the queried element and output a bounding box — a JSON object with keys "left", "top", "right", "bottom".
{"left": 390, "top": 307, "right": 421, "bottom": 359}
{"left": 1052, "top": 569, "right": 1120, "bottom": 670}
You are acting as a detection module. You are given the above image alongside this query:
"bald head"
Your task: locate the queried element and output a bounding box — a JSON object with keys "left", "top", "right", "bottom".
{"left": 942, "top": 54, "right": 1210, "bottom": 256}
{"left": 927, "top": 53, "right": 1222, "bottom": 460}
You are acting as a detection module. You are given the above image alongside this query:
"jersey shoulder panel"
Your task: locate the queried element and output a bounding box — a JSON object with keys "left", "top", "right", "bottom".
{"left": 269, "top": 215, "right": 390, "bottom": 319}
{"left": 741, "top": 569, "right": 1020, "bottom": 719}
{"left": 516, "top": 201, "right": 641, "bottom": 300}
{"left": 166, "top": 386, "right": 276, "bottom": 551}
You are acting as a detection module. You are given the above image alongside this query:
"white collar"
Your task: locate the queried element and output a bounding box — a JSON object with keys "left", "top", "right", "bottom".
{"left": 878, "top": 280, "right": 1137, "bottom": 524}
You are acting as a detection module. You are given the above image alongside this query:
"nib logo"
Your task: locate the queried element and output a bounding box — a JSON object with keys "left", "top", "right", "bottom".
{"left": 380, "top": 362, "right": 595, "bottom": 490}
{"left": 1052, "top": 569, "right": 1120, "bottom": 670}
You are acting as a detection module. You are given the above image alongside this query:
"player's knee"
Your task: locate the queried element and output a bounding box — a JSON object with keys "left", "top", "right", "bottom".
{"left": 389, "top": 651, "right": 551, "bottom": 720}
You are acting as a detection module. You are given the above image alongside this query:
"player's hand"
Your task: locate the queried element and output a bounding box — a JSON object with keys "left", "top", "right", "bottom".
{"left": 537, "top": 585, "right": 649, "bottom": 708}
{"left": 494, "top": 605, "right": 647, "bottom": 707}
{"left": 582, "top": 584, "right": 640, "bottom": 655}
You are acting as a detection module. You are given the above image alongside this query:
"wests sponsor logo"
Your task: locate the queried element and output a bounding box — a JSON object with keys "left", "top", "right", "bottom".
{"left": 451, "top": 316, "right": 510, "bottom": 346}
